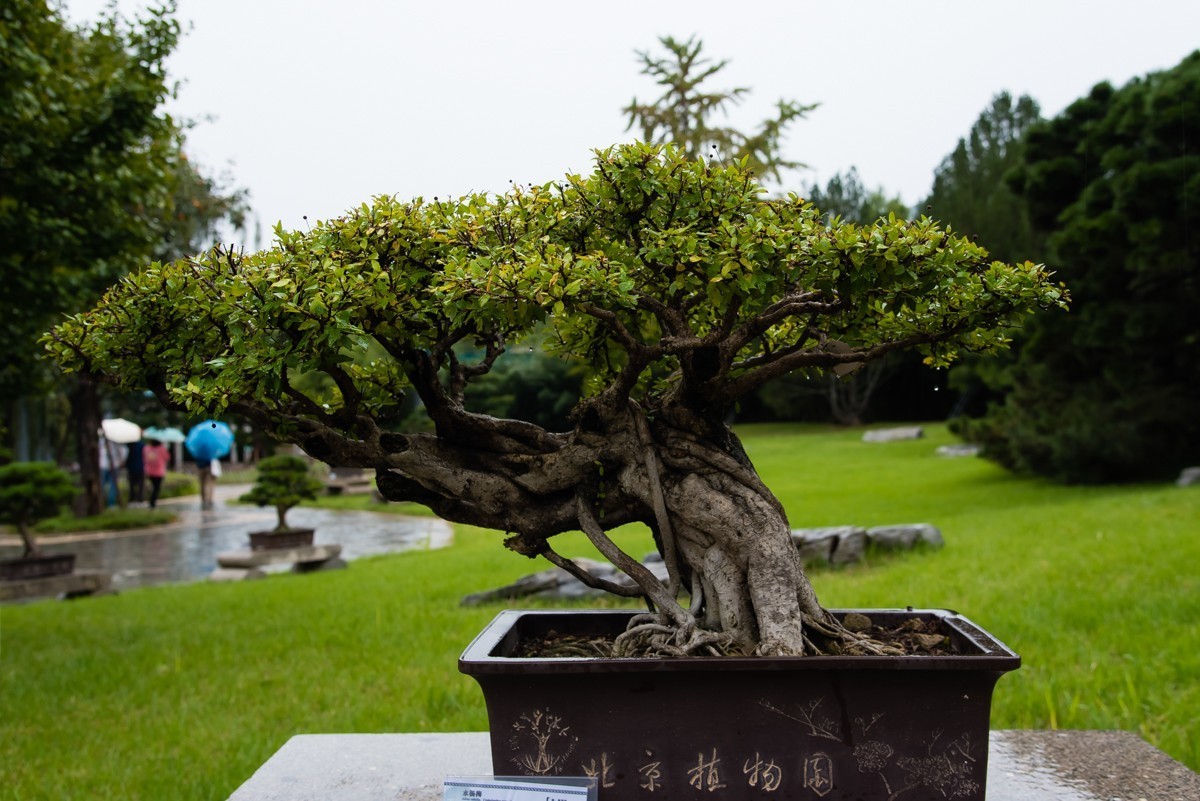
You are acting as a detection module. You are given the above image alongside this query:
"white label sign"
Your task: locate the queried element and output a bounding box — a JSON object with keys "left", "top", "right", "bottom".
{"left": 444, "top": 776, "right": 596, "bottom": 801}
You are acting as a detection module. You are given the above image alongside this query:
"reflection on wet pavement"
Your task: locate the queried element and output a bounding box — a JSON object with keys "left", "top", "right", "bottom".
{"left": 0, "top": 484, "right": 452, "bottom": 591}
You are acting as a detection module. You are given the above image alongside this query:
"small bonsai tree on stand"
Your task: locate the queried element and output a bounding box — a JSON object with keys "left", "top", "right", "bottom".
{"left": 0, "top": 462, "right": 79, "bottom": 564}
{"left": 239, "top": 454, "right": 323, "bottom": 533}
{"left": 46, "top": 144, "right": 1066, "bottom": 657}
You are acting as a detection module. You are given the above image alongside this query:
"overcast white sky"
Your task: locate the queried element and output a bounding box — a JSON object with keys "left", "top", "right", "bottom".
{"left": 67, "top": 0, "right": 1200, "bottom": 239}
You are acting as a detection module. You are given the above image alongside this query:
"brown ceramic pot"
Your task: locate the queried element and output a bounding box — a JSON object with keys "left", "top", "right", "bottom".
{"left": 0, "top": 553, "right": 76, "bottom": 581}
{"left": 248, "top": 528, "right": 315, "bottom": 551}
{"left": 460, "top": 608, "right": 1018, "bottom": 801}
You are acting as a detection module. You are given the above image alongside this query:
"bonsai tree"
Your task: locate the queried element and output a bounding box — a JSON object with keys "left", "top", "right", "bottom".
{"left": 238, "top": 454, "right": 324, "bottom": 532}
{"left": 0, "top": 462, "right": 79, "bottom": 557}
{"left": 46, "top": 144, "right": 1066, "bottom": 656}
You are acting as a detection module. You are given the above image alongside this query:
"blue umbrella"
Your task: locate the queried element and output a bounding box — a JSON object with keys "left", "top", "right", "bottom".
{"left": 185, "top": 420, "right": 235, "bottom": 461}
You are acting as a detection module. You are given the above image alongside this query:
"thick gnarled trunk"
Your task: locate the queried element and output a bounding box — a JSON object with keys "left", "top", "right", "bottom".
{"left": 373, "top": 404, "right": 851, "bottom": 656}
{"left": 623, "top": 424, "right": 825, "bottom": 656}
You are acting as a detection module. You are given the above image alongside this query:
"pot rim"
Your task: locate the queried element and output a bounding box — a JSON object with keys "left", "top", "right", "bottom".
{"left": 247, "top": 527, "right": 316, "bottom": 536}
{"left": 0, "top": 552, "right": 77, "bottom": 564}
{"left": 459, "top": 608, "right": 1020, "bottom": 675}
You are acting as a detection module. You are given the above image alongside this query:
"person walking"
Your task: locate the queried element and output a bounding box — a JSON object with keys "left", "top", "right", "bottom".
{"left": 126, "top": 440, "right": 146, "bottom": 504}
{"left": 195, "top": 457, "right": 216, "bottom": 509}
{"left": 143, "top": 438, "right": 171, "bottom": 509}
{"left": 98, "top": 434, "right": 124, "bottom": 508}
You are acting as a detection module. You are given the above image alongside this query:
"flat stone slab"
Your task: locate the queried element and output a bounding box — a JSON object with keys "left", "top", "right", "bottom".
{"left": 216, "top": 544, "right": 343, "bottom": 569}
{"left": 225, "top": 730, "right": 1199, "bottom": 801}
{"left": 0, "top": 569, "right": 112, "bottom": 602}
{"left": 208, "top": 567, "right": 267, "bottom": 582}
{"left": 228, "top": 733, "right": 492, "bottom": 801}
{"left": 460, "top": 558, "right": 669, "bottom": 606}
{"left": 938, "top": 443, "right": 983, "bottom": 457}
{"left": 863, "top": 425, "right": 924, "bottom": 442}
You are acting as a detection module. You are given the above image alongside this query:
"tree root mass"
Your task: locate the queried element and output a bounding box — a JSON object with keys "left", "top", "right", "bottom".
{"left": 513, "top": 616, "right": 956, "bottom": 659}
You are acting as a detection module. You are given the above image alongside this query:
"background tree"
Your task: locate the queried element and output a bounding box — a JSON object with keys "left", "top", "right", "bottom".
{"left": 921, "top": 92, "right": 1044, "bottom": 419}
{"left": 0, "top": 0, "right": 247, "bottom": 511}
{"left": 959, "top": 53, "right": 1200, "bottom": 482}
{"left": 49, "top": 144, "right": 1065, "bottom": 657}
{"left": 158, "top": 154, "right": 251, "bottom": 263}
{"left": 463, "top": 336, "right": 584, "bottom": 432}
{"left": 805, "top": 168, "right": 909, "bottom": 226}
{"left": 624, "top": 35, "right": 817, "bottom": 184}
{"left": 923, "top": 92, "right": 1043, "bottom": 263}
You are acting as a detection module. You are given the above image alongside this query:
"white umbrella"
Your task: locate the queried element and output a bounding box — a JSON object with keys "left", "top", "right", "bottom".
{"left": 100, "top": 418, "right": 142, "bottom": 444}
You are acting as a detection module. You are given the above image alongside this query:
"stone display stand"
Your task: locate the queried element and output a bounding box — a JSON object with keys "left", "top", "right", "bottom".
{"left": 0, "top": 569, "right": 112, "bottom": 602}
{"left": 209, "top": 544, "right": 346, "bottom": 581}
{"left": 226, "top": 730, "right": 1200, "bottom": 801}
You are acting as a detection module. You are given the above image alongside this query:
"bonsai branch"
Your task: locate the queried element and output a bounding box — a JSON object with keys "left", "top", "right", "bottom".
{"left": 574, "top": 493, "right": 688, "bottom": 627}
{"left": 629, "top": 402, "right": 683, "bottom": 598}
{"left": 540, "top": 548, "right": 644, "bottom": 598}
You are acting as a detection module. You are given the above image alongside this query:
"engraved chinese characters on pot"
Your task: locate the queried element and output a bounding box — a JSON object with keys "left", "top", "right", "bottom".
{"left": 638, "top": 750, "right": 663, "bottom": 792}
{"left": 590, "top": 746, "right": 791, "bottom": 794}
{"left": 581, "top": 752, "right": 616, "bottom": 789}
{"left": 687, "top": 748, "right": 727, "bottom": 792}
{"left": 803, "top": 751, "right": 835, "bottom": 797}
{"left": 514, "top": 706, "right": 917, "bottom": 795}
{"left": 743, "top": 752, "right": 783, "bottom": 791}
{"left": 508, "top": 708, "right": 578, "bottom": 775}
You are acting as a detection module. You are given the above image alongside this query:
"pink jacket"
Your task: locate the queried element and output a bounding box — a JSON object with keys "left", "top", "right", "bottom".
{"left": 143, "top": 443, "right": 171, "bottom": 479}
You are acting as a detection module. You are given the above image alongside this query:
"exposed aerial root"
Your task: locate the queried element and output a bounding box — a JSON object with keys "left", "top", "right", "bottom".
{"left": 613, "top": 612, "right": 737, "bottom": 658}
{"left": 803, "top": 613, "right": 906, "bottom": 657}
{"left": 607, "top": 610, "right": 905, "bottom": 658}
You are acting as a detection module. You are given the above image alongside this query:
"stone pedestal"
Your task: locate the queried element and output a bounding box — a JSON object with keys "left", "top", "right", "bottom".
{"left": 210, "top": 544, "right": 345, "bottom": 581}
{"left": 225, "top": 730, "right": 1200, "bottom": 801}
{"left": 0, "top": 569, "right": 112, "bottom": 602}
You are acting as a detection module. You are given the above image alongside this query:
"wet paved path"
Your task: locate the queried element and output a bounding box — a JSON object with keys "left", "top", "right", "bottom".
{"left": 0, "top": 484, "right": 452, "bottom": 592}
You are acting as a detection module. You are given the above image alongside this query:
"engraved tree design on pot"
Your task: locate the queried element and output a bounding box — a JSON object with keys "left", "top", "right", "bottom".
{"left": 759, "top": 697, "right": 984, "bottom": 799}
{"left": 508, "top": 708, "right": 578, "bottom": 775}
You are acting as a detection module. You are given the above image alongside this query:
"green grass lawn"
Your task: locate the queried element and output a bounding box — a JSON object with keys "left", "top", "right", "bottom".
{"left": 1, "top": 423, "right": 1196, "bottom": 799}
{"left": 29, "top": 507, "right": 177, "bottom": 535}
{"left": 301, "top": 492, "right": 434, "bottom": 517}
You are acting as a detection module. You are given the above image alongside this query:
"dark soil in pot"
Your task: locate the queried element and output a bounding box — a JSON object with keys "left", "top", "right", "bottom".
{"left": 516, "top": 614, "right": 959, "bottom": 658}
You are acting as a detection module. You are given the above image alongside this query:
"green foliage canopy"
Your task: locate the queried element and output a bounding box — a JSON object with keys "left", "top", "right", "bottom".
{"left": 0, "top": 0, "right": 248, "bottom": 410}
{"left": 1, "top": 1, "right": 177, "bottom": 399}
{"left": 47, "top": 144, "right": 1066, "bottom": 456}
